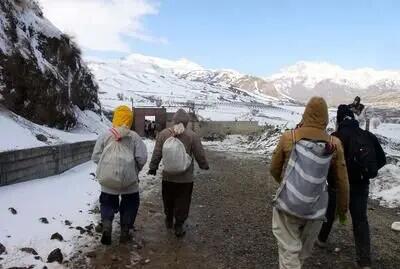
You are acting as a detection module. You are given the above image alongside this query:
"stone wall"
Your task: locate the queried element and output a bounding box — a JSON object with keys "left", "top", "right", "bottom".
{"left": 0, "top": 141, "right": 95, "bottom": 186}
{"left": 196, "top": 121, "right": 262, "bottom": 137}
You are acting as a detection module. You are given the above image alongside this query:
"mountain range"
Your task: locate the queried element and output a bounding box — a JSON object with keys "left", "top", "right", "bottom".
{"left": 90, "top": 54, "right": 400, "bottom": 108}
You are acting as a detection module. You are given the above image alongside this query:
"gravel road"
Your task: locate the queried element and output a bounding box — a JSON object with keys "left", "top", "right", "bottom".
{"left": 71, "top": 150, "right": 400, "bottom": 269}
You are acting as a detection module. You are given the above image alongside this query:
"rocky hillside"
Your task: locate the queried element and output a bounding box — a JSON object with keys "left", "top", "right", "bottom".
{"left": 0, "top": 0, "right": 99, "bottom": 129}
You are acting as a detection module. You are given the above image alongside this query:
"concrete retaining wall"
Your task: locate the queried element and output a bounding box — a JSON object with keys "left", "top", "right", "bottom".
{"left": 0, "top": 141, "right": 95, "bottom": 186}
{"left": 197, "top": 121, "right": 263, "bottom": 137}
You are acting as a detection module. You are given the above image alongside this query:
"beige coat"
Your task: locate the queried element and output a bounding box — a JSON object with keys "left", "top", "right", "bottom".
{"left": 270, "top": 97, "right": 349, "bottom": 215}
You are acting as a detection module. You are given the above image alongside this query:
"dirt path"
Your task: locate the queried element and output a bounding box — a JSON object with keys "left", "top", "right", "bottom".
{"left": 71, "top": 150, "right": 400, "bottom": 269}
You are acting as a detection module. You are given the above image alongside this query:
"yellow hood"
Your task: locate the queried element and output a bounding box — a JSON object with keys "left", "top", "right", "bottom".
{"left": 112, "top": 105, "right": 133, "bottom": 129}
{"left": 302, "top": 97, "right": 329, "bottom": 130}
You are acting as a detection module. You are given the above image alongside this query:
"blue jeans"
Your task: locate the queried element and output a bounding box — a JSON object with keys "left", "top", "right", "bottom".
{"left": 100, "top": 192, "right": 140, "bottom": 228}
{"left": 318, "top": 184, "right": 371, "bottom": 267}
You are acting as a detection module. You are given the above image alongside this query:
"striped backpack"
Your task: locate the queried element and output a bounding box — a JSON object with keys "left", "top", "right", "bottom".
{"left": 273, "top": 131, "right": 335, "bottom": 220}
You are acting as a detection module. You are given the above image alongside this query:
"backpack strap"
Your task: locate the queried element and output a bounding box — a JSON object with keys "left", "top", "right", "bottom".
{"left": 167, "top": 128, "right": 177, "bottom": 137}
{"left": 110, "top": 128, "right": 122, "bottom": 141}
{"left": 325, "top": 135, "right": 336, "bottom": 154}
{"left": 291, "top": 130, "right": 297, "bottom": 145}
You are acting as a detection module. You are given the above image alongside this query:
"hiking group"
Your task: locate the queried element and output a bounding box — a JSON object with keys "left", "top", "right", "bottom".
{"left": 91, "top": 95, "right": 386, "bottom": 269}
{"left": 92, "top": 107, "right": 209, "bottom": 243}
{"left": 271, "top": 97, "right": 385, "bottom": 269}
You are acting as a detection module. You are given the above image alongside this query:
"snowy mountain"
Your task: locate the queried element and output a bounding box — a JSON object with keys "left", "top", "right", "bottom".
{"left": 0, "top": 0, "right": 99, "bottom": 129}
{"left": 265, "top": 61, "right": 400, "bottom": 106}
{"left": 180, "top": 70, "right": 290, "bottom": 100}
{"left": 88, "top": 55, "right": 283, "bottom": 112}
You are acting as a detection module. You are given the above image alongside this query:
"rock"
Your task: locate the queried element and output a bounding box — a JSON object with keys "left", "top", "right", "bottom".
{"left": 39, "top": 217, "right": 49, "bottom": 224}
{"left": 391, "top": 222, "right": 400, "bottom": 232}
{"left": 141, "top": 258, "right": 151, "bottom": 265}
{"left": 85, "top": 224, "right": 94, "bottom": 231}
{"left": 47, "top": 248, "right": 63, "bottom": 264}
{"left": 36, "top": 134, "right": 48, "bottom": 142}
{"left": 86, "top": 251, "right": 96, "bottom": 258}
{"left": 0, "top": 242, "right": 6, "bottom": 255}
{"left": 51, "top": 233, "right": 64, "bottom": 241}
{"left": 64, "top": 220, "right": 72, "bottom": 226}
{"left": 111, "top": 255, "right": 121, "bottom": 262}
{"left": 20, "top": 247, "right": 38, "bottom": 255}
{"left": 8, "top": 207, "right": 17, "bottom": 215}
{"left": 76, "top": 226, "right": 86, "bottom": 234}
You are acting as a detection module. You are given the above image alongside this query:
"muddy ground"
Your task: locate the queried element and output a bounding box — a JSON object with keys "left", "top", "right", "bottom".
{"left": 71, "top": 150, "right": 400, "bottom": 269}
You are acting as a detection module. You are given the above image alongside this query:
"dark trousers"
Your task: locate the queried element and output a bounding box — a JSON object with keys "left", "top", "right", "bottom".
{"left": 162, "top": 181, "right": 193, "bottom": 226}
{"left": 100, "top": 192, "right": 140, "bottom": 228}
{"left": 318, "top": 185, "right": 371, "bottom": 267}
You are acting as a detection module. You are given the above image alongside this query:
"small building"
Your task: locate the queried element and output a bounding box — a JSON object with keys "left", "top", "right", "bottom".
{"left": 133, "top": 107, "right": 167, "bottom": 137}
{"left": 132, "top": 107, "right": 198, "bottom": 137}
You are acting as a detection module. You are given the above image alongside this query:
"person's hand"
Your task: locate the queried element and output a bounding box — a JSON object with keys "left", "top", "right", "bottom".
{"left": 148, "top": 169, "right": 157, "bottom": 176}
{"left": 337, "top": 212, "right": 347, "bottom": 225}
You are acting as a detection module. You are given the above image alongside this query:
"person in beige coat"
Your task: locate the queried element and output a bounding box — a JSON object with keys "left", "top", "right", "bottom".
{"left": 149, "top": 109, "right": 209, "bottom": 237}
{"left": 270, "top": 97, "right": 349, "bottom": 269}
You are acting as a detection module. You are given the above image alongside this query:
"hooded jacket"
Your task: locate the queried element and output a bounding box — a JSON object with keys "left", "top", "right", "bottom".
{"left": 334, "top": 119, "right": 386, "bottom": 185}
{"left": 92, "top": 106, "right": 147, "bottom": 195}
{"left": 270, "top": 97, "right": 349, "bottom": 215}
{"left": 149, "top": 109, "right": 209, "bottom": 183}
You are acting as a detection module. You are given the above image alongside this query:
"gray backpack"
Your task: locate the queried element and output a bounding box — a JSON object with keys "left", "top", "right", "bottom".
{"left": 273, "top": 131, "right": 334, "bottom": 220}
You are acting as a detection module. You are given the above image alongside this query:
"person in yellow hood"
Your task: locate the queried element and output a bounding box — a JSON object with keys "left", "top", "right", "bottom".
{"left": 112, "top": 105, "right": 134, "bottom": 129}
{"left": 270, "top": 97, "right": 349, "bottom": 269}
{"left": 92, "top": 105, "right": 147, "bottom": 245}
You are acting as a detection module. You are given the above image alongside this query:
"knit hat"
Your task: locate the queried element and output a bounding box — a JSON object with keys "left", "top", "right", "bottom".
{"left": 336, "top": 104, "right": 355, "bottom": 124}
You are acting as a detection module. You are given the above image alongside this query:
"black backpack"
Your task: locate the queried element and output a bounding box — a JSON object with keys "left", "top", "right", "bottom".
{"left": 347, "top": 129, "right": 379, "bottom": 180}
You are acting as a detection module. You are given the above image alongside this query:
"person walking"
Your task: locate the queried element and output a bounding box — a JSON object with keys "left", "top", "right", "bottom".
{"left": 92, "top": 105, "right": 148, "bottom": 245}
{"left": 348, "top": 96, "right": 365, "bottom": 117}
{"left": 270, "top": 97, "right": 349, "bottom": 269}
{"left": 317, "top": 105, "right": 386, "bottom": 269}
{"left": 148, "top": 109, "right": 209, "bottom": 237}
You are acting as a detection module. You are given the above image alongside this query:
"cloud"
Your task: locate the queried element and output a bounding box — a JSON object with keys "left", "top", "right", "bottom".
{"left": 38, "top": 0, "right": 165, "bottom": 52}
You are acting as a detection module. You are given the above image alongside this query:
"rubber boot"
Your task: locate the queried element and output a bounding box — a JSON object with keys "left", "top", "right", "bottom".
{"left": 101, "top": 220, "right": 112, "bottom": 245}
{"left": 120, "top": 224, "right": 132, "bottom": 244}
{"left": 174, "top": 223, "right": 186, "bottom": 238}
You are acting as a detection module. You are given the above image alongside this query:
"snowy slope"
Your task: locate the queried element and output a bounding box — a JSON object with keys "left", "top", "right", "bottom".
{"left": 0, "top": 106, "right": 110, "bottom": 152}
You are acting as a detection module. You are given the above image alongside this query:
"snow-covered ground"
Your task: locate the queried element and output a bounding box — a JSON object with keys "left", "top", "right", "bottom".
{"left": 0, "top": 140, "right": 156, "bottom": 268}
{"left": 0, "top": 107, "right": 110, "bottom": 152}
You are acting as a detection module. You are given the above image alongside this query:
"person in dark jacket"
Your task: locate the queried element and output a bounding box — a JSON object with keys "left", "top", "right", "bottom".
{"left": 317, "top": 105, "right": 386, "bottom": 269}
{"left": 348, "top": 96, "right": 365, "bottom": 117}
{"left": 148, "top": 109, "right": 209, "bottom": 237}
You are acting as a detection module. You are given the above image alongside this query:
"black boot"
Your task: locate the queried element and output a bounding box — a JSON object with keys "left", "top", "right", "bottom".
{"left": 165, "top": 216, "right": 173, "bottom": 229}
{"left": 120, "top": 225, "right": 132, "bottom": 243}
{"left": 174, "top": 223, "right": 186, "bottom": 238}
{"left": 101, "top": 220, "right": 112, "bottom": 245}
